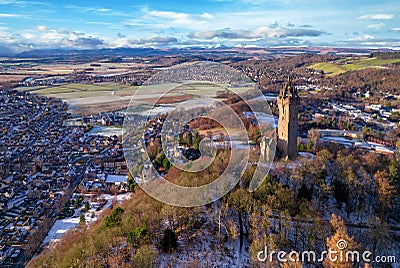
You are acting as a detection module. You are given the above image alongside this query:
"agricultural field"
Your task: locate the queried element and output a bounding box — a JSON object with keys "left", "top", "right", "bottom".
{"left": 0, "top": 74, "right": 30, "bottom": 83}
{"left": 22, "top": 81, "right": 249, "bottom": 115}
{"left": 4, "top": 65, "right": 75, "bottom": 75}
{"left": 308, "top": 57, "right": 400, "bottom": 76}
{"left": 19, "top": 82, "right": 137, "bottom": 114}
{"left": 1, "top": 61, "right": 147, "bottom": 76}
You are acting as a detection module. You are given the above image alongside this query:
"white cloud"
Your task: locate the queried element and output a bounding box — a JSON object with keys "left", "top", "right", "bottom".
{"left": 0, "top": 13, "right": 19, "bottom": 17}
{"left": 59, "top": 37, "right": 104, "bottom": 49}
{"left": 37, "top": 25, "right": 47, "bottom": 32}
{"left": 109, "top": 35, "right": 178, "bottom": 48}
{"left": 200, "top": 13, "right": 213, "bottom": 20}
{"left": 63, "top": 5, "right": 121, "bottom": 16}
{"left": 349, "top": 34, "right": 375, "bottom": 41}
{"left": 340, "top": 37, "right": 400, "bottom": 48}
{"left": 190, "top": 26, "right": 326, "bottom": 40}
{"left": 358, "top": 14, "right": 394, "bottom": 20}
{"left": 366, "top": 23, "right": 384, "bottom": 29}
{"left": 109, "top": 38, "right": 131, "bottom": 48}
{"left": 96, "top": 8, "right": 111, "bottom": 12}
{"left": 0, "top": 0, "right": 50, "bottom": 5}
{"left": 146, "top": 10, "right": 191, "bottom": 24}
{"left": 0, "top": 26, "right": 105, "bottom": 52}
{"left": 80, "top": 7, "right": 112, "bottom": 13}
{"left": 22, "top": 33, "right": 35, "bottom": 39}
{"left": 141, "top": 9, "right": 214, "bottom": 28}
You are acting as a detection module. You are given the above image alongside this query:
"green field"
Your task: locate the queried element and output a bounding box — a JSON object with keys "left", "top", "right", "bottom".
{"left": 309, "top": 57, "right": 400, "bottom": 76}
{"left": 15, "top": 85, "right": 50, "bottom": 92}
{"left": 308, "top": 62, "right": 347, "bottom": 76}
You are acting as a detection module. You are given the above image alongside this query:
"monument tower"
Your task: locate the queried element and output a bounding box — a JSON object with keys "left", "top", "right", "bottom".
{"left": 277, "top": 77, "right": 299, "bottom": 159}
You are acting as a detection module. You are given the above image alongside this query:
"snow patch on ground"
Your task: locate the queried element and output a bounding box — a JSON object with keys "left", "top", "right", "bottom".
{"left": 41, "top": 192, "right": 132, "bottom": 250}
{"left": 160, "top": 206, "right": 251, "bottom": 267}
{"left": 41, "top": 217, "right": 80, "bottom": 246}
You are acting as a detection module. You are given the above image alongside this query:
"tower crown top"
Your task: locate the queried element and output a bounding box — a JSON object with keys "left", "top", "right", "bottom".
{"left": 279, "top": 76, "right": 299, "bottom": 99}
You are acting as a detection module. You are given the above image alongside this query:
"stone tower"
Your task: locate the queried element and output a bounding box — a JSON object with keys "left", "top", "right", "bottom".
{"left": 277, "top": 76, "right": 299, "bottom": 159}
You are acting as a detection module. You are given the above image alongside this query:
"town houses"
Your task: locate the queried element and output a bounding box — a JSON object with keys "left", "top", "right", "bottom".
{"left": 0, "top": 90, "right": 130, "bottom": 265}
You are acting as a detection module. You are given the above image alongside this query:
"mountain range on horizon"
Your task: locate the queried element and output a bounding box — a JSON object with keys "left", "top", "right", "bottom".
{"left": 1, "top": 46, "right": 397, "bottom": 58}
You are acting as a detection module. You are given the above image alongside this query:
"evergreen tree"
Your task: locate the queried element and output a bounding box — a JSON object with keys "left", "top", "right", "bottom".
{"left": 84, "top": 201, "right": 90, "bottom": 212}
{"left": 160, "top": 228, "right": 177, "bottom": 253}
{"left": 79, "top": 214, "right": 86, "bottom": 225}
{"left": 178, "top": 133, "right": 184, "bottom": 145}
{"left": 193, "top": 131, "right": 200, "bottom": 150}
{"left": 186, "top": 132, "right": 193, "bottom": 147}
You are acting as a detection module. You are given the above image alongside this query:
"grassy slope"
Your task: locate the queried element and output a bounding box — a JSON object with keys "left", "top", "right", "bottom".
{"left": 308, "top": 62, "right": 346, "bottom": 76}
{"left": 308, "top": 57, "right": 400, "bottom": 76}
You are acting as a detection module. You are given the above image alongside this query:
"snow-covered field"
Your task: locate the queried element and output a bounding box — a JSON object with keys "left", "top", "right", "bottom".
{"left": 40, "top": 192, "right": 132, "bottom": 249}
{"left": 41, "top": 217, "right": 80, "bottom": 246}
{"left": 86, "top": 126, "right": 123, "bottom": 137}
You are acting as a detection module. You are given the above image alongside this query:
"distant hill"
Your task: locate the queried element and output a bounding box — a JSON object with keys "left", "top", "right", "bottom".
{"left": 0, "top": 44, "right": 15, "bottom": 56}
{"left": 13, "top": 46, "right": 395, "bottom": 59}
{"left": 16, "top": 47, "right": 172, "bottom": 58}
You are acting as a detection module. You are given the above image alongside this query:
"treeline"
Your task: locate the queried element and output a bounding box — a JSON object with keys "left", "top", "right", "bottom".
{"left": 372, "top": 52, "right": 400, "bottom": 60}
{"left": 323, "top": 66, "right": 400, "bottom": 97}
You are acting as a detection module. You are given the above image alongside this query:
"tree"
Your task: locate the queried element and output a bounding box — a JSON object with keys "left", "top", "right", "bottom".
{"left": 128, "top": 226, "right": 148, "bottom": 248}
{"left": 131, "top": 245, "right": 160, "bottom": 268}
{"left": 104, "top": 207, "right": 124, "bottom": 228}
{"left": 186, "top": 132, "right": 193, "bottom": 147}
{"left": 193, "top": 131, "right": 200, "bottom": 150}
{"left": 367, "top": 216, "right": 389, "bottom": 258}
{"left": 306, "top": 140, "right": 313, "bottom": 152}
{"left": 84, "top": 201, "right": 90, "bottom": 212}
{"left": 388, "top": 160, "right": 399, "bottom": 181}
{"left": 363, "top": 152, "right": 380, "bottom": 175}
{"left": 298, "top": 184, "right": 312, "bottom": 201}
{"left": 323, "top": 214, "right": 358, "bottom": 268}
{"left": 74, "top": 197, "right": 81, "bottom": 209}
{"left": 160, "top": 228, "right": 177, "bottom": 253}
{"left": 226, "top": 218, "right": 238, "bottom": 240}
{"left": 316, "top": 149, "right": 333, "bottom": 165}
{"left": 127, "top": 171, "right": 136, "bottom": 192}
{"left": 79, "top": 214, "right": 86, "bottom": 225}
{"left": 147, "top": 145, "right": 160, "bottom": 160}
{"left": 162, "top": 158, "right": 170, "bottom": 171}
{"left": 178, "top": 133, "right": 184, "bottom": 145}
{"left": 155, "top": 152, "right": 166, "bottom": 167}
{"left": 227, "top": 189, "right": 252, "bottom": 250}
{"left": 241, "top": 165, "right": 256, "bottom": 189}
{"left": 375, "top": 170, "right": 396, "bottom": 220}
{"left": 308, "top": 128, "right": 319, "bottom": 143}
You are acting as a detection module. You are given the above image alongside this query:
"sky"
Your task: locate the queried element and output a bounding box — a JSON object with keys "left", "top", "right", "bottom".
{"left": 0, "top": 0, "right": 399, "bottom": 53}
